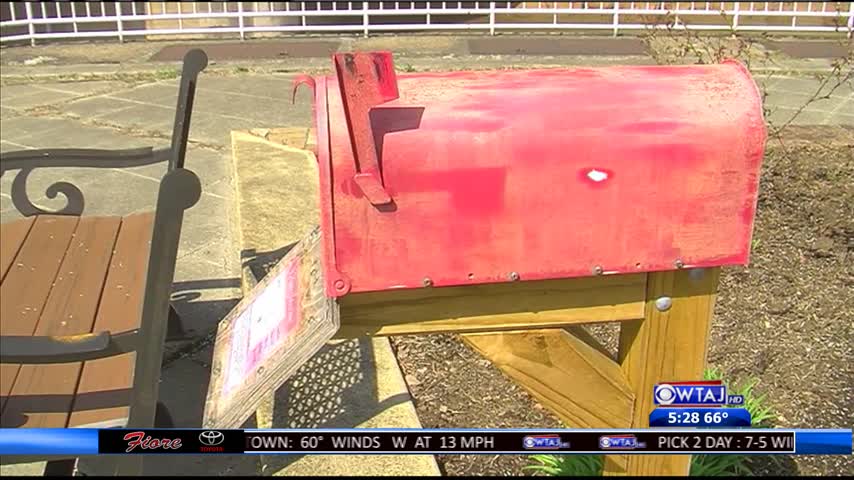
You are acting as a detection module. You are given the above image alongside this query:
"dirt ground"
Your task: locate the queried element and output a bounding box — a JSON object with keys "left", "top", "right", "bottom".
{"left": 391, "top": 125, "right": 854, "bottom": 476}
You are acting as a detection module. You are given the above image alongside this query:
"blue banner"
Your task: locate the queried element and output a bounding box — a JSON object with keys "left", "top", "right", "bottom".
{"left": 0, "top": 428, "right": 850, "bottom": 456}
{"left": 0, "top": 428, "right": 99, "bottom": 455}
{"left": 795, "top": 430, "right": 853, "bottom": 454}
{"left": 649, "top": 408, "right": 752, "bottom": 427}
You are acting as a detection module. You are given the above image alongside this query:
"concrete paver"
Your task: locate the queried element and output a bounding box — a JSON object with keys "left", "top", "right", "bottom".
{"left": 63, "top": 95, "right": 144, "bottom": 119}
{"left": 0, "top": 87, "right": 77, "bottom": 109}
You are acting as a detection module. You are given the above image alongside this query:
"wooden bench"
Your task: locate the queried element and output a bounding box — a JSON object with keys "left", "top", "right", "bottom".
{"left": 0, "top": 50, "right": 208, "bottom": 476}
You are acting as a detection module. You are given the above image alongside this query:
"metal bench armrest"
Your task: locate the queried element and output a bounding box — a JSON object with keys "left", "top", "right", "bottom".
{"left": 0, "top": 147, "right": 172, "bottom": 217}
{"left": 0, "top": 330, "right": 138, "bottom": 364}
{"left": 0, "top": 147, "right": 170, "bottom": 168}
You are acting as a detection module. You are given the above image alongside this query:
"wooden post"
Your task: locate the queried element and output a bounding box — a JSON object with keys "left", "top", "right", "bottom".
{"left": 603, "top": 268, "right": 720, "bottom": 476}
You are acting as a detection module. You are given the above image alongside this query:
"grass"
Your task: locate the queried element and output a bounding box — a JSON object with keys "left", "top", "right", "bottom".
{"left": 524, "top": 368, "right": 775, "bottom": 477}
{"left": 153, "top": 68, "right": 179, "bottom": 81}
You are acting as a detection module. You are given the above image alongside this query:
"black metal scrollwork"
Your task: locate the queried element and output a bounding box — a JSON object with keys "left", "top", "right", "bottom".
{"left": 0, "top": 147, "right": 171, "bottom": 216}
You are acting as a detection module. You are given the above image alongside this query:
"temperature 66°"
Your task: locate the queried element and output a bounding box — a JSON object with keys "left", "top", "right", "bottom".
{"left": 705, "top": 411, "right": 729, "bottom": 424}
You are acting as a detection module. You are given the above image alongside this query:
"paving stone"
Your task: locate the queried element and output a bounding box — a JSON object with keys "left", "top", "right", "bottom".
{"left": 109, "top": 80, "right": 179, "bottom": 106}
{"left": 0, "top": 84, "right": 40, "bottom": 101}
{"left": 3, "top": 117, "right": 150, "bottom": 150}
{"left": 198, "top": 74, "right": 292, "bottom": 99}
{"left": 170, "top": 257, "right": 242, "bottom": 339}
{"left": 0, "top": 106, "right": 20, "bottom": 119}
{"left": 767, "top": 106, "right": 836, "bottom": 126}
{"left": 183, "top": 148, "right": 232, "bottom": 189}
{"left": 0, "top": 116, "right": 81, "bottom": 141}
{"left": 192, "top": 89, "right": 293, "bottom": 126}
{"left": 0, "top": 87, "right": 79, "bottom": 110}
{"left": 92, "top": 101, "right": 176, "bottom": 136}
{"left": 0, "top": 139, "right": 30, "bottom": 152}
{"left": 177, "top": 189, "right": 232, "bottom": 258}
{"left": 185, "top": 111, "right": 259, "bottom": 148}
{"left": 64, "top": 95, "right": 141, "bottom": 119}
{"left": 769, "top": 76, "right": 853, "bottom": 99}
{"left": 35, "top": 80, "right": 133, "bottom": 96}
{"left": 837, "top": 113, "right": 854, "bottom": 126}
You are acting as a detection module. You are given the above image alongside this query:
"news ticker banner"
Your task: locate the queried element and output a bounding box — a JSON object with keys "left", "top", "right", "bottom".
{"left": 1, "top": 429, "right": 851, "bottom": 456}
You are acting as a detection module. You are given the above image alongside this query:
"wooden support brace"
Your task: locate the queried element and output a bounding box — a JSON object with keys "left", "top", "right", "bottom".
{"left": 462, "top": 328, "right": 634, "bottom": 430}
{"left": 603, "top": 268, "right": 720, "bottom": 476}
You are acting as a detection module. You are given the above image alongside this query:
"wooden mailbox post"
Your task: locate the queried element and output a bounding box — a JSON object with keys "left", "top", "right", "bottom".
{"left": 204, "top": 52, "right": 766, "bottom": 477}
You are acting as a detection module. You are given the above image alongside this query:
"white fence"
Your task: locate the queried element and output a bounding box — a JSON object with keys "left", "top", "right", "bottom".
{"left": 1, "top": 2, "right": 852, "bottom": 45}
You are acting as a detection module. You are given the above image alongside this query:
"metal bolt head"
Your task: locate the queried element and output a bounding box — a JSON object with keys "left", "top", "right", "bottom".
{"left": 655, "top": 296, "right": 673, "bottom": 312}
{"left": 593, "top": 265, "right": 603, "bottom": 275}
{"left": 333, "top": 279, "right": 347, "bottom": 291}
{"left": 422, "top": 277, "right": 433, "bottom": 287}
{"left": 674, "top": 259, "right": 685, "bottom": 269}
{"left": 509, "top": 272, "right": 520, "bottom": 281}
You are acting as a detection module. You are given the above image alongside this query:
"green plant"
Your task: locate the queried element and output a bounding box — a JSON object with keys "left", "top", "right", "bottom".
{"left": 706, "top": 367, "right": 775, "bottom": 427}
{"left": 524, "top": 368, "right": 775, "bottom": 476}
{"left": 525, "top": 454, "right": 602, "bottom": 476}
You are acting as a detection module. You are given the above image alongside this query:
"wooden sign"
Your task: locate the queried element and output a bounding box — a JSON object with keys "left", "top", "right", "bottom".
{"left": 203, "top": 226, "right": 339, "bottom": 428}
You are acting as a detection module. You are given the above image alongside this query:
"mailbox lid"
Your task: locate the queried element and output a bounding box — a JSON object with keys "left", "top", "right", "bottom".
{"left": 314, "top": 59, "right": 766, "bottom": 296}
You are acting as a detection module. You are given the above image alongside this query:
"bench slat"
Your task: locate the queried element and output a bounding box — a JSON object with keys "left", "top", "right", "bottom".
{"left": 2, "top": 217, "right": 122, "bottom": 428}
{"left": 0, "top": 216, "right": 35, "bottom": 283}
{"left": 0, "top": 216, "right": 79, "bottom": 414}
{"left": 69, "top": 213, "right": 154, "bottom": 428}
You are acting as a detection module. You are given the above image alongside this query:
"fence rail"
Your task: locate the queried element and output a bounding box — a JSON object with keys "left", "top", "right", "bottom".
{"left": 2, "top": 2, "right": 852, "bottom": 45}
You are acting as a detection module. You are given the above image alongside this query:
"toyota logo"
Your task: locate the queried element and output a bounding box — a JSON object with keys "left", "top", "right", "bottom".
{"left": 199, "top": 430, "right": 224, "bottom": 446}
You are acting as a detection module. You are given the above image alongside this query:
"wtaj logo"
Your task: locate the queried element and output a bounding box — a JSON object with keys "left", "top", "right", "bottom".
{"left": 599, "top": 435, "right": 646, "bottom": 450}
{"left": 522, "top": 435, "right": 570, "bottom": 450}
{"left": 654, "top": 381, "right": 744, "bottom": 407}
{"left": 198, "top": 430, "right": 225, "bottom": 453}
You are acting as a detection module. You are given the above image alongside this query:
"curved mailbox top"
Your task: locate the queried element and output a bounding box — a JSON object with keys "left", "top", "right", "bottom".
{"left": 309, "top": 52, "right": 766, "bottom": 297}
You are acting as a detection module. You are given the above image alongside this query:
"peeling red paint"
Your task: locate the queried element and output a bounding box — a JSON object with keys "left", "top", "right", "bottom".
{"left": 306, "top": 54, "right": 767, "bottom": 296}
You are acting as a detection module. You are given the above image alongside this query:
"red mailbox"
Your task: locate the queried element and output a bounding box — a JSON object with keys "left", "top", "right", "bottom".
{"left": 303, "top": 52, "right": 766, "bottom": 297}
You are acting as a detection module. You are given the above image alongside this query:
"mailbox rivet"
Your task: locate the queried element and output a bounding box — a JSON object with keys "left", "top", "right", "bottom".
{"left": 333, "top": 279, "right": 347, "bottom": 291}
{"left": 422, "top": 277, "right": 433, "bottom": 287}
{"left": 593, "top": 265, "right": 603, "bottom": 275}
{"left": 655, "top": 296, "right": 673, "bottom": 312}
{"left": 509, "top": 272, "right": 520, "bottom": 281}
{"left": 674, "top": 259, "right": 685, "bottom": 269}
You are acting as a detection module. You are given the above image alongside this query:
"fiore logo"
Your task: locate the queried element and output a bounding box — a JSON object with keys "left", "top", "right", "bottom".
{"left": 198, "top": 430, "right": 225, "bottom": 452}
{"left": 123, "top": 432, "right": 182, "bottom": 453}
